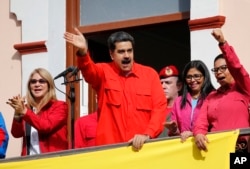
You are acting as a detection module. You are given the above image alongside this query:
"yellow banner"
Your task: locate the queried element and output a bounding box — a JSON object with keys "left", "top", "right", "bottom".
{"left": 0, "top": 130, "right": 239, "bottom": 169}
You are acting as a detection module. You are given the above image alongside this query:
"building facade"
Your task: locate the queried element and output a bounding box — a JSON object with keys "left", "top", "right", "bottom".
{"left": 1, "top": 0, "right": 250, "bottom": 158}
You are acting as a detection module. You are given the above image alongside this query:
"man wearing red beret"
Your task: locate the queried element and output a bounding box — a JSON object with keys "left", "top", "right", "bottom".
{"left": 158, "top": 65, "right": 182, "bottom": 137}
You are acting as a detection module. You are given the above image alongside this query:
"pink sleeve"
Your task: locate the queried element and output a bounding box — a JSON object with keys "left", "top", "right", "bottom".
{"left": 193, "top": 98, "right": 209, "bottom": 136}
{"left": 168, "top": 100, "right": 180, "bottom": 136}
{"left": 171, "top": 100, "right": 177, "bottom": 122}
{"left": 220, "top": 42, "right": 250, "bottom": 97}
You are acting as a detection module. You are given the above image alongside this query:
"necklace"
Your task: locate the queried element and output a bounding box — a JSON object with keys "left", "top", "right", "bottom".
{"left": 192, "top": 95, "right": 199, "bottom": 100}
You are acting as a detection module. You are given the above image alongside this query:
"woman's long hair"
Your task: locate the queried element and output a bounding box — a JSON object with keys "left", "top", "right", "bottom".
{"left": 26, "top": 68, "right": 57, "bottom": 112}
{"left": 180, "top": 60, "right": 215, "bottom": 109}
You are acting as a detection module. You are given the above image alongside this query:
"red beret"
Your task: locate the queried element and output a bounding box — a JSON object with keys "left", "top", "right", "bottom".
{"left": 159, "top": 65, "right": 179, "bottom": 78}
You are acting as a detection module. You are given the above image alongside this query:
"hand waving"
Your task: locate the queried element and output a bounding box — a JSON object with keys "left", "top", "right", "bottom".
{"left": 64, "top": 27, "right": 88, "bottom": 53}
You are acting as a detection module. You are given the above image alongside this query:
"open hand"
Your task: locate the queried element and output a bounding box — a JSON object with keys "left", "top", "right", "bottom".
{"left": 64, "top": 27, "right": 88, "bottom": 53}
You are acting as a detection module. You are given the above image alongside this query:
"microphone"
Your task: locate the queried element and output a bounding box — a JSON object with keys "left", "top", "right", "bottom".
{"left": 69, "top": 67, "right": 79, "bottom": 78}
{"left": 54, "top": 66, "right": 76, "bottom": 80}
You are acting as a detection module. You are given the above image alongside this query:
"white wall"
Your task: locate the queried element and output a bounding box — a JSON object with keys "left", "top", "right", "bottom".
{"left": 190, "top": 0, "right": 221, "bottom": 88}
{"left": 0, "top": 0, "right": 66, "bottom": 158}
{"left": 190, "top": 0, "right": 250, "bottom": 88}
{"left": 11, "top": 0, "right": 67, "bottom": 100}
{"left": 220, "top": 0, "right": 250, "bottom": 73}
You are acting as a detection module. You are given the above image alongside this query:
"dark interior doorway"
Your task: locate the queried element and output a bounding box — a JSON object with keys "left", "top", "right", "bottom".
{"left": 86, "top": 19, "right": 190, "bottom": 76}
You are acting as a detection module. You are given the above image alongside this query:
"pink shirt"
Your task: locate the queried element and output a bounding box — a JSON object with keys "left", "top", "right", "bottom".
{"left": 171, "top": 93, "right": 203, "bottom": 134}
{"left": 193, "top": 42, "right": 250, "bottom": 135}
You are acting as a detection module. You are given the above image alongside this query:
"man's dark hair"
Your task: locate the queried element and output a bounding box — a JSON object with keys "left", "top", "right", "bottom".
{"left": 107, "top": 31, "right": 135, "bottom": 52}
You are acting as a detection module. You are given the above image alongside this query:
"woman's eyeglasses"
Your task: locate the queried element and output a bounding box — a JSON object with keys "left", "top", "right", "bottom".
{"left": 186, "top": 74, "right": 203, "bottom": 81}
{"left": 30, "top": 79, "right": 47, "bottom": 84}
{"left": 211, "top": 65, "right": 227, "bottom": 73}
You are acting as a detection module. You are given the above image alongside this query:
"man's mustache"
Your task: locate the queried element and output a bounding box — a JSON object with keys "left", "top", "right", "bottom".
{"left": 121, "top": 58, "right": 131, "bottom": 64}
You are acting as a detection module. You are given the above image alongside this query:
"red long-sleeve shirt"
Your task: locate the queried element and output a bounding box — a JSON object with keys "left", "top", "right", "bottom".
{"left": 193, "top": 42, "right": 250, "bottom": 135}
{"left": 77, "top": 53, "right": 167, "bottom": 146}
{"left": 11, "top": 100, "right": 69, "bottom": 156}
{"left": 74, "top": 112, "right": 97, "bottom": 148}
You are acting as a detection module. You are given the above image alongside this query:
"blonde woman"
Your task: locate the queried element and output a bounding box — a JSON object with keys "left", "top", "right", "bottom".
{"left": 7, "top": 68, "right": 68, "bottom": 156}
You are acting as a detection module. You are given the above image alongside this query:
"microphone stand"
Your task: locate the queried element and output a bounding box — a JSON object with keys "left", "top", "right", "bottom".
{"left": 62, "top": 73, "right": 82, "bottom": 149}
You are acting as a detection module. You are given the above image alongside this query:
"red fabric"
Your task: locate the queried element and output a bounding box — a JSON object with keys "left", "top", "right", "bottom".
{"left": 193, "top": 42, "right": 250, "bottom": 136}
{"left": 11, "top": 100, "right": 69, "bottom": 156}
{"left": 77, "top": 53, "right": 167, "bottom": 146}
{"left": 74, "top": 112, "right": 98, "bottom": 148}
{"left": 159, "top": 65, "right": 179, "bottom": 78}
{"left": 0, "top": 112, "right": 9, "bottom": 158}
{"left": 0, "top": 129, "right": 4, "bottom": 146}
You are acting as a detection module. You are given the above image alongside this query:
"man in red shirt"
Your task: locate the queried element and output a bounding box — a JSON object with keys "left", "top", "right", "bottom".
{"left": 64, "top": 28, "right": 167, "bottom": 151}
{"left": 74, "top": 112, "right": 97, "bottom": 148}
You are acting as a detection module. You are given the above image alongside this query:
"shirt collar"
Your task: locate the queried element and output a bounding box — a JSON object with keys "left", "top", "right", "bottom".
{"left": 217, "top": 82, "right": 234, "bottom": 93}
{"left": 111, "top": 62, "right": 139, "bottom": 77}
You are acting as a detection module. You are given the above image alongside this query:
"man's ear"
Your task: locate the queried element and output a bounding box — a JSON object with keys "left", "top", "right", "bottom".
{"left": 109, "top": 50, "right": 114, "bottom": 60}
{"left": 177, "top": 82, "right": 183, "bottom": 92}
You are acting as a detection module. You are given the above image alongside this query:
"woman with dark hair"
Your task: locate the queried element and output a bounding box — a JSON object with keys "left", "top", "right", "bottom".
{"left": 194, "top": 29, "right": 250, "bottom": 153}
{"left": 164, "top": 60, "right": 215, "bottom": 142}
